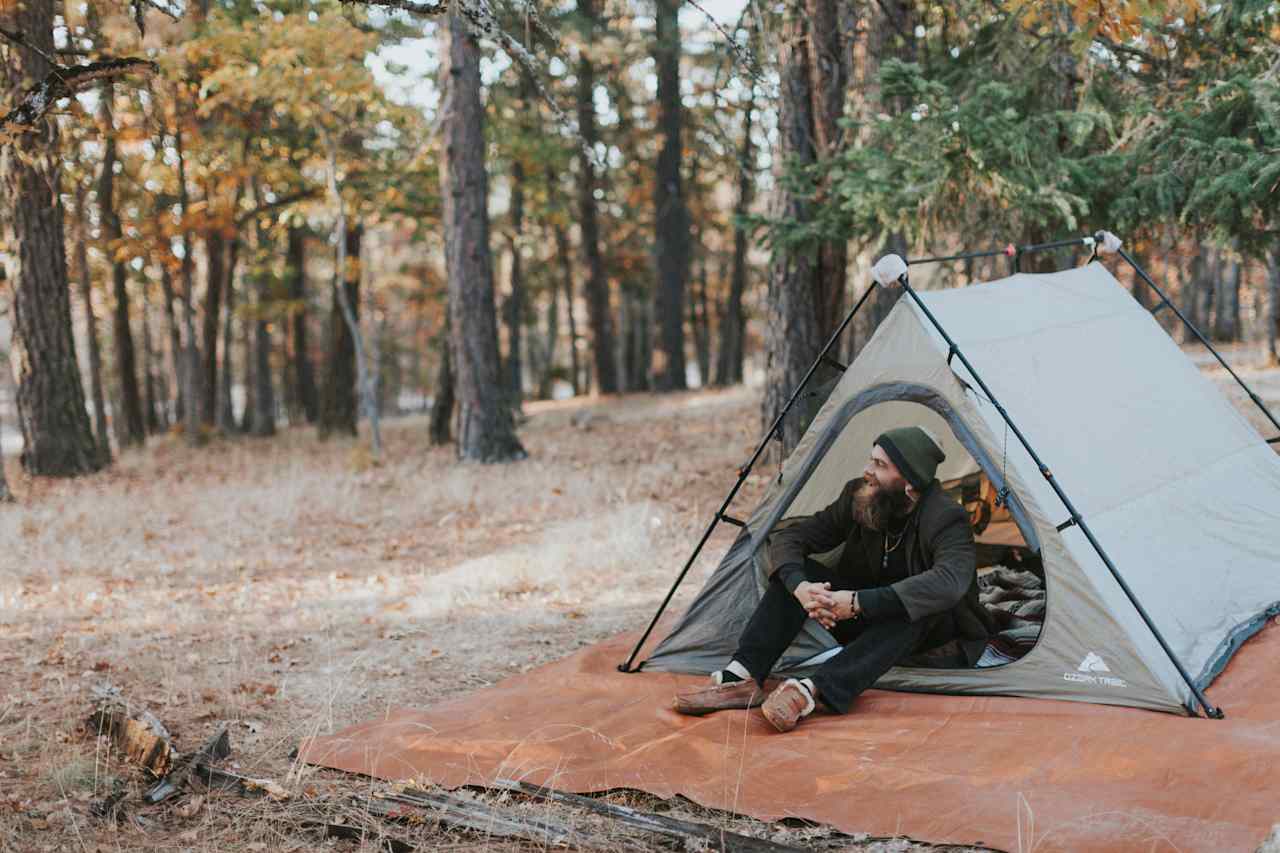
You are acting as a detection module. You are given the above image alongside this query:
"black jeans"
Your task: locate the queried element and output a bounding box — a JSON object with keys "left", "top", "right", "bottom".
{"left": 732, "top": 559, "right": 931, "bottom": 713}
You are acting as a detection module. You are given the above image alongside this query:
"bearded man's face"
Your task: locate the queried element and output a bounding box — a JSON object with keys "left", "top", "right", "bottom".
{"left": 862, "top": 444, "right": 909, "bottom": 496}
{"left": 854, "top": 445, "right": 914, "bottom": 531}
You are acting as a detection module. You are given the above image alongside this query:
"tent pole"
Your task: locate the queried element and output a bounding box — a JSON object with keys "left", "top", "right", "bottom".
{"left": 909, "top": 236, "right": 1093, "bottom": 269}
{"left": 1118, "top": 247, "right": 1280, "bottom": 440}
{"left": 617, "top": 282, "right": 879, "bottom": 673}
{"left": 897, "top": 273, "right": 1224, "bottom": 719}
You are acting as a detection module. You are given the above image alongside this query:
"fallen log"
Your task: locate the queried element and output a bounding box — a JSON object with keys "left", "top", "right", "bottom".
{"left": 491, "top": 778, "right": 805, "bottom": 852}
{"left": 190, "top": 766, "right": 416, "bottom": 852}
{"left": 373, "top": 789, "right": 596, "bottom": 848}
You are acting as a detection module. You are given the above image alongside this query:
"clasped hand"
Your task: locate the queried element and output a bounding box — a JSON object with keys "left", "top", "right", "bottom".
{"left": 794, "top": 581, "right": 856, "bottom": 629}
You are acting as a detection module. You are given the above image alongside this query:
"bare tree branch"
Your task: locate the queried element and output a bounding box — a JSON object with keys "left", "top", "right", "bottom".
{"left": 682, "top": 0, "right": 770, "bottom": 89}
{"left": 138, "top": 0, "right": 183, "bottom": 21}
{"left": 0, "top": 25, "right": 61, "bottom": 67}
{"left": 340, "top": 0, "right": 447, "bottom": 16}
{"left": 233, "top": 187, "right": 320, "bottom": 227}
{"left": 0, "top": 57, "right": 159, "bottom": 144}
{"left": 342, "top": 0, "right": 604, "bottom": 172}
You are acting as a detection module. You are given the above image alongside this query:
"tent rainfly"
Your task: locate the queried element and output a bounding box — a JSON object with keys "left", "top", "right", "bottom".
{"left": 633, "top": 243, "right": 1280, "bottom": 717}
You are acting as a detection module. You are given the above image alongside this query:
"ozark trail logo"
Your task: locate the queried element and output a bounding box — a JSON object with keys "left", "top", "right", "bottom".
{"left": 1063, "top": 652, "right": 1127, "bottom": 688}
{"left": 1077, "top": 652, "right": 1110, "bottom": 673}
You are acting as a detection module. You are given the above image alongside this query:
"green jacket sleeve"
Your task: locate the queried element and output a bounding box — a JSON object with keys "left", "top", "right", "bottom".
{"left": 767, "top": 481, "right": 856, "bottom": 582}
{"left": 888, "top": 500, "right": 976, "bottom": 622}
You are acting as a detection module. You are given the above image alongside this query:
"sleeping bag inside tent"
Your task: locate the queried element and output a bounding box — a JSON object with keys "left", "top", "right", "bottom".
{"left": 641, "top": 261, "right": 1280, "bottom": 715}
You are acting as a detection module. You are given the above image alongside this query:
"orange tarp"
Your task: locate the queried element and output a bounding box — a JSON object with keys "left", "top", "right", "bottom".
{"left": 299, "top": 624, "right": 1280, "bottom": 851}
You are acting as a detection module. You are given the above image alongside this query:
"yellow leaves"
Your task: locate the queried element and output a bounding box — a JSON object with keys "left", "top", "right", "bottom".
{"left": 1004, "top": 0, "right": 1205, "bottom": 45}
{"left": 114, "top": 125, "right": 152, "bottom": 145}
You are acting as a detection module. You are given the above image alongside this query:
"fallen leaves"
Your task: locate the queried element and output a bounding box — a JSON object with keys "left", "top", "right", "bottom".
{"left": 233, "top": 681, "right": 278, "bottom": 697}
{"left": 175, "top": 793, "right": 204, "bottom": 818}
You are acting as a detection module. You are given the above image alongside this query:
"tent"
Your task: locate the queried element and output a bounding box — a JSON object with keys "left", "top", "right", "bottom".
{"left": 636, "top": 256, "right": 1280, "bottom": 716}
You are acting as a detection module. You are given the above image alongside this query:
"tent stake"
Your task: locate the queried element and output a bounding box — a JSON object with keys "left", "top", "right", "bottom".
{"left": 896, "top": 273, "right": 1224, "bottom": 719}
{"left": 1119, "top": 247, "right": 1280, "bottom": 439}
{"left": 617, "top": 282, "right": 879, "bottom": 673}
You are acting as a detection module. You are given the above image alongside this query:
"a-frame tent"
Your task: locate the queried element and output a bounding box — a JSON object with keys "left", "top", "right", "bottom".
{"left": 639, "top": 258, "right": 1280, "bottom": 716}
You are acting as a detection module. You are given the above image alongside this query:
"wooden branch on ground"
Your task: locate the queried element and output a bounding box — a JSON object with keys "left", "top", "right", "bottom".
{"left": 491, "top": 778, "right": 806, "bottom": 852}
{"left": 201, "top": 759, "right": 803, "bottom": 851}
{"left": 191, "top": 760, "right": 292, "bottom": 800}
{"left": 311, "top": 815, "right": 414, "bottom": 853}
{"left": 1, "top": 57, "right": 158, "bottom": 143}
{"left": 142, "top": 725, "right": 231, "bottom": 803}
{"left": 373, "top": 789, "right": 597, "bottom": 848}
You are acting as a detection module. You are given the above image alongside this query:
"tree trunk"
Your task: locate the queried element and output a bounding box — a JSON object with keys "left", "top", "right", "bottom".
{"left": 319, "top": 225, "right": 362, "bottom": 438}
{"left": 1185, "top": 246, "right": 1206, "bottom": 340}
{"left": 410, "top": 313, "right": 426, "bottom": 411}
{"left": 249, "top": 298, "right": 276, "bottom": 438}
{"left": 1213, "top": 249, "right": 1241, "bottom": 342}
{"left": 201, "top": 227, "right": 225, "bottom": 426}
{"left": 238, "top": 274, "right": 253, "bottom": 432}
{"left": 98, "top": 84, "right": 146, "bottom": 448}
{"left": 576, "top": 0, "right": 619, "bottom": 394}
{"left": 715, "top": 84, "right": 755, "bottom": 388}
{"left": 429, "top": 328, "right": 456, "bottom": 446}
{"left": 1263, "top": 247, "right": 1280, "bottom": 366}
{"left": 555, "top": 224, "right": 582, "bottom": 396}
{"left": 158, "top": 265, "right": 185, "bottom": 423}
{"left": 439, "top": 10, "right": 527, "bottom": 462}
{"left": 376, "top": 314, "right": 399, "bottom": 416}
{"left": 505, "top": 146, "right": 526, "bottom": 408}
{"left": 538, "top": 234, "right": 561, "bottom": 399}
{"left": 761, "top": 7, "right": 822, "bottom": 457}
{"left": 1196, "top": 247, "right": 1219, "bottom": 340}
{"left": 0, "top": 0, "right": 102, "bottom": 476}
{"left": 220, "top": 233, "right": 242, "bottom": 431}
{"left": 285, "top": 225, "right": 319, "bottom": 424}
{"left": 140, "top": 276, "right": 164, "bottom": 433}
{"left": 620, "top": 286, "right": 650, "bottom": 391}
{"left": 652, "top": 0, "right": 690, "bottom": 391}
{"left": 691, "top": 252, "right": 712, "bottom": 386}
{"left": 247, "top": 191, "right": 276, "bottom": 438}
{"left": 806, "top": 0, "right": 850, "bottom": 340}
{"left": 73, "top": 192, "right": 112, "bottom": 464}
{"left": 0, "top": 410, "right": 11, "bottom": 501}
{"left": 847, "top": 0, "right": 910, "bottom": 361}
{"left": 175, "top": 122, "right": 204, "bottom": 443}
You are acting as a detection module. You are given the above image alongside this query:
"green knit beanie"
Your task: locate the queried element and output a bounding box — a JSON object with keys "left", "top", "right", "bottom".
{"left": 875, "top": 426, "right": 946, "bottom": 491}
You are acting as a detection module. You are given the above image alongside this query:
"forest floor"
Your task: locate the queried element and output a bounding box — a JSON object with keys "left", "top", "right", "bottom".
{"left": 1, "top": 349, "right": 1278, "bottom": 853}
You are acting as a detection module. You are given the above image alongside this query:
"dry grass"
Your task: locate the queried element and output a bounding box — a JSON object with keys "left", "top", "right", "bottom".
{"left": 3, "top": 353, "right": 1274, "bottom": 853}
{"left": 5, "top": 386, "right": 946, "bottom": 852}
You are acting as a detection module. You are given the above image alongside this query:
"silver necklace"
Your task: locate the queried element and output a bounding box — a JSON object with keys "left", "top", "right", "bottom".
{"left": 881, "top": 524, "right": 907, "bottom": 572}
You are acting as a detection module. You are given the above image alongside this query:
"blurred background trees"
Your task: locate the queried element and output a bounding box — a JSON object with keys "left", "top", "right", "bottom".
{"left": 1, "top": 0, "right": 1277, "bottom": 476}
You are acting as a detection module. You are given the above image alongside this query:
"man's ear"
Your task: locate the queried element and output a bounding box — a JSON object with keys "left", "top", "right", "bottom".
{"left": 904, "top": 483, "right": 919, "bottom": 502}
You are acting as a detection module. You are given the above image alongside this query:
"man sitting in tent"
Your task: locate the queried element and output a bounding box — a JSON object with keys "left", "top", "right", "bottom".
{"left": 674, "top": 426, "right": 994, "bottom": 732}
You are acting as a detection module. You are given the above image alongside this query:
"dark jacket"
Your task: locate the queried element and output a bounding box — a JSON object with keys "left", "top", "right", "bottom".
{"left": 767, "top": 478, "right": 995, "bottom": 663}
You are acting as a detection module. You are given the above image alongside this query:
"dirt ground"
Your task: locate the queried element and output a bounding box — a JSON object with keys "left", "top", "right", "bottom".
{"left": 1, "top": 350, "right": 1277, "bottom": 853}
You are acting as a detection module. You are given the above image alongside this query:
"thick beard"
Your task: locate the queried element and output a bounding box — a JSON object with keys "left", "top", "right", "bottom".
{"left": 853, "top": 479, "right": 913, "bottom": 532}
